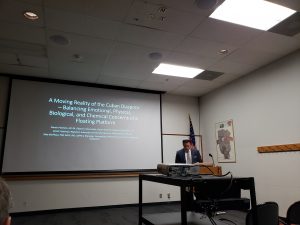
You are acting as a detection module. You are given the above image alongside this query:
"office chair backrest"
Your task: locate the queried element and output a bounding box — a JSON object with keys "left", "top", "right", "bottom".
{"left": 246, "top": 202, "right": 279, "bottom": 225}
{"left": 287, "top": 201, "right": 300, "bottom": 225}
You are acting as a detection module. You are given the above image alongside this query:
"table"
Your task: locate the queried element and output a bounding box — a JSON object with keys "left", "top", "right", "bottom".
{"left": 139, "top": 174, "right": 257, "bottom": 225}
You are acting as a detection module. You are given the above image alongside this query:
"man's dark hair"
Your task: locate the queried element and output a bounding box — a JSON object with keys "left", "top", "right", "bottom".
{"left": 182, "top": 139, "right": 191, "bottom": 145}
{"left": 0, "top": 177, "right": 11, "bottom": 224}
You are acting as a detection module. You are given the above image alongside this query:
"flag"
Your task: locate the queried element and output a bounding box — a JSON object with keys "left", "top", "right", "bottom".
{"left": 189, "top": 115, "right": 196, "bottom": 148}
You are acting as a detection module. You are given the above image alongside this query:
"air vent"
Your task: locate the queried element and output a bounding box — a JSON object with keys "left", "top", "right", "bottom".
{"left": 269, "top": 12, "right": 300, "bottom": 36}
{"left": 125, "top": 1, "right": 169, "bottom": 30}
{"left": 194, "top": 70, "right": 224, "bottom": 81}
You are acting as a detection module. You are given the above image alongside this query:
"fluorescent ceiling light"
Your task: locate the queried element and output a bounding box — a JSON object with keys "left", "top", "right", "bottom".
{"left": 152, "top": 63, "right": 204, "bottom": 78}
{"left": 210, "top": 0, "right": 296, "bottom": 30}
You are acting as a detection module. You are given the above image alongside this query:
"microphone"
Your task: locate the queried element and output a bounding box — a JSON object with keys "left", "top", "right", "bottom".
{"left": 209, "top": 153, "right": 215, "bottom": 167}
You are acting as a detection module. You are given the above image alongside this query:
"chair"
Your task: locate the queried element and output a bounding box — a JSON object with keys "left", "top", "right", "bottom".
{"left": 280, "top": 201, "right": 300, "bottom": 225}
{"left": 246, "top": 202, "right": 279, "bottom": 225}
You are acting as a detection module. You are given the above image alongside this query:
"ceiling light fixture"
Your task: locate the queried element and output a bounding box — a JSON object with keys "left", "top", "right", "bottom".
{"left": 152, "top": 63, "right": 204, "bottom": 78}
{"left": 209, "top": 0, "right": 296, "bottom": 31}
{"left": 23, "top": 11, "right": 39, "bottom": 20}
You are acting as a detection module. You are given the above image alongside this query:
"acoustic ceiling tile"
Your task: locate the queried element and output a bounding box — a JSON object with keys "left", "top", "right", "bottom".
{"left": 49, "top": 69, "right": 99, "bottom": 83}
{"left": 105, "top": 42, "right": 170, "bottom": 64}
{"left": 0, "top": 39, "right": 47, "bottom": 58}
{"left": 46, "top": 0, "right": 132, "bottom": 21}
{"left": 267, "top": 0, "right": 300, "bottom": 11}
{"left": 45, "top": 9, "right": 122, "bottom": 40}
{"left": 101, "top": 60, "right": 155, "bottom": 81}
{"left": 140, "top": 74, "right": 188, "bottom": 91}
{"left": 48, "top": 47, "right": 107, "bottom": 67}
{"left": 18, "top": 55, "right": 48, "bottom": 68}
{"left": 0, "top": 63, "right": 49, "bottom": 77}
{"left": 145, "top": 74, "right": 187, "bottom": 85}
{"left": 164, "top": 51, "right": 219, "bottom": 69}
{"left": 137, "top": 80, "right": 182, "bottom": 92}
{"left": 47, "top": 46, "right": 106, "bottom": 84}
{"left": 191, "top": 18, "right": 262, "bottom": 46}
{"left": 244, "top": 31, "right": 300, "bottom": 55}
{"left": 85, "top": 16, "right": 121, "bottom": 41}
{"left": 44, "top": 0, "right": 86, "bottom": 14}
{"left": 0, "top": 22, "right": 46, "bottom": 45}
{"left": 97, "top": 75, "right": 141, "bottom": 88}
{"left": 85, "top": 0, "right": 133, "bottom": 21}
{"left": 212, "top": 73, "right": 243, "bottom": 84}
{"left": 175, "top": 37, "right": 238, "bottom": 59}
{"left": 125, "top": 0, "right": 206, "bottom": 35}
{"left": 147, "top": 0, "right": 224, "bottom": 15}
{"left": 0, "top": 52, "right": 18, "bottom": 65}
{"left": 294, "top": 32, "right": 300, "bottom": 40}
{"left": 46, "top": 30, "right": 116, "bottom": 55}
{"left": 45, "top": 9, "right": 87, "bottom": 35}
{"left": 225, "top": 48, "right": 282, "bottom": 67}
{"left": 117, "top": 24, "right": 185, "bottom": 50}
{"left": 208, "top": 59, "right": 258, "bottom": 75}
{"left": 101, "top": 42, "right": 168, "bottom": 80}
{"left": 181, "top": 78, "right": 214, "bottom": 89}
{"left": 16, "top": 0, "right": 43, "bottom": 5}
{"left": 169, "top": 85, "right": 211, "bottom": 96}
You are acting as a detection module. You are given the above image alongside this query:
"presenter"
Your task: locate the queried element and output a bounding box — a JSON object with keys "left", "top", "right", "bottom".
{"left": 175, "top": 139, "right": 201, "bottom": 164}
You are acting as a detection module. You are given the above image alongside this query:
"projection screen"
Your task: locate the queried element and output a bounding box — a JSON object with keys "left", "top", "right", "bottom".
{"left": 2, "top": 79, "right": 162, "bottom": 173}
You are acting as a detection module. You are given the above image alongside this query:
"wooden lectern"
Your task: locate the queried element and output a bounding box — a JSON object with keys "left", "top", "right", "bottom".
{"left": 199, "top": 165, "right": 222, "bottom": 176}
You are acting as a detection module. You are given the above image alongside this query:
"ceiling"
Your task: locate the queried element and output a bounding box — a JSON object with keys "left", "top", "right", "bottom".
{"left": 0, "top": 0, "right": 299, "bottom": 96}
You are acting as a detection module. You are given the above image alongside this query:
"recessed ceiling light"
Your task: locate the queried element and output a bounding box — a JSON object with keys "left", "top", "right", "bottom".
{"left": 209, "top": 0, "right": 296, "bottom": 31}
{"left": 23, "top": 11, "right": 39, "bottom": 20}
{"left": 152, "top": 63, "right": 204, "bottom": 78}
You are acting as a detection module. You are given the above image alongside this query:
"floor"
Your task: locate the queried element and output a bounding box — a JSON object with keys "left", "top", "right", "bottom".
{"left": 11, "top": 203, "right": 247, "bottom": 225}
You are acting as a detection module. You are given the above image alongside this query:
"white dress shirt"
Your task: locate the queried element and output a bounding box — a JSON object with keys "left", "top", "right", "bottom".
{"left": 185, "top": 149, "right": 192, "bottom": 164}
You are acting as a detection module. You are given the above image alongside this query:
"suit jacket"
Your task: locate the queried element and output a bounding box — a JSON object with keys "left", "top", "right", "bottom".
{"left": 175, "top": 149, "right": 201, "bottom": 164}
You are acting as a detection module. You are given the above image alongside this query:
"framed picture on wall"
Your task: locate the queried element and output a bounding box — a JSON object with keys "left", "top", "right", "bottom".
{"left": 215, "top": 119, "right": 236, "bottom": 163}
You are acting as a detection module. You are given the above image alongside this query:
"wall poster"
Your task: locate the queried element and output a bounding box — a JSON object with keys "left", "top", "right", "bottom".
{"left": 216, "top": 119, "right": 236, "bottom": 163}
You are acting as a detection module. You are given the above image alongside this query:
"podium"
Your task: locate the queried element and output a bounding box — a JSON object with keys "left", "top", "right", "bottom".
{"left": 199, "top": 165, "right": 222, "bottom": 175}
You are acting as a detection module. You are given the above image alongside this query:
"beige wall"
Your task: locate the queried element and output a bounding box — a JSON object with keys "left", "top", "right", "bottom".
{"left": 199, "top": 50, "right": 300, "bottom": 216}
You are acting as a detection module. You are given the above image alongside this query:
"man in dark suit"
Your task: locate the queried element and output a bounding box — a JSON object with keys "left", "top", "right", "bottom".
{"left": 175, "top": 139, "right": 201, "bottom": 164}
